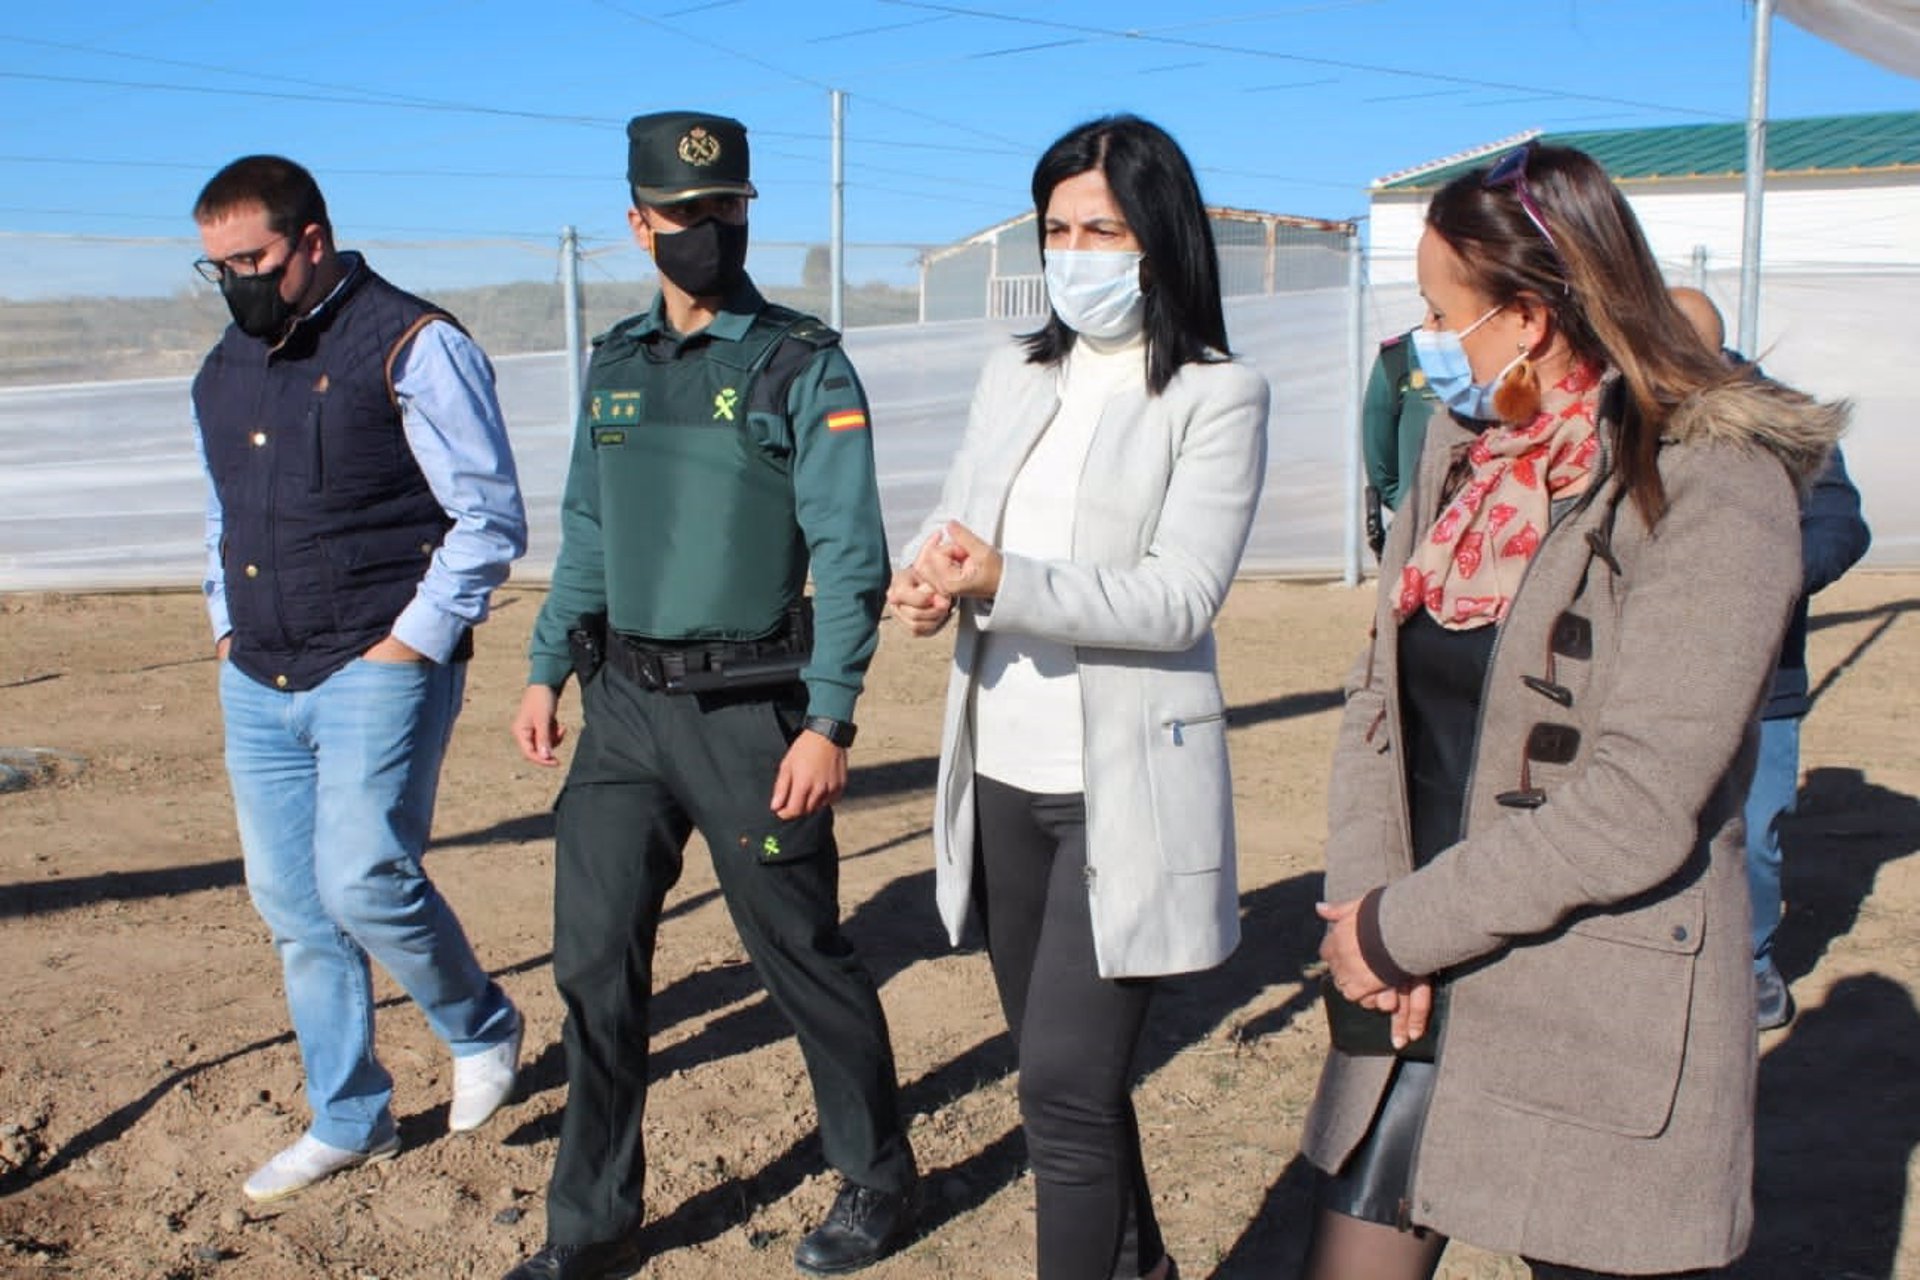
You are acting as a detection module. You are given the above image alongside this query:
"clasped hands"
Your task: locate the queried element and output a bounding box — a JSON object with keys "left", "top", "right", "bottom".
{"left": 886, "top": 521, "right": 1003, "bottom": 638}
{"left": 1318, "top": 896, "right": 1434, "bottom": 1050}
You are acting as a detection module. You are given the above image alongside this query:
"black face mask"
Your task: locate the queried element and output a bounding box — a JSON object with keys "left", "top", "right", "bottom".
{"left": 219, "top": 264, "right": 298, "bottom": 341}
{"left": 650, "top": 217, "right": 749, "bottom": 298}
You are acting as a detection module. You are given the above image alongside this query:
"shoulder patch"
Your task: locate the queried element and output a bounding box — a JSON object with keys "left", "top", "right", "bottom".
{"left": 1379, "top": 333, "right": 1406, "bottom": 350}
{"left": 746, "top": 321, "right": 846, "bottom": 420}
{"left": 785, "top": 317, "right": 841, "bottom": 350}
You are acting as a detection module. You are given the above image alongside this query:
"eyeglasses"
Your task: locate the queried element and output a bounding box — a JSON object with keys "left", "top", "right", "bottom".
{"left": 1483, "top": 143, "right": 1569, "bottom": 286}
{"left": 192, "top": 236, "right": 288, "bottom": 284}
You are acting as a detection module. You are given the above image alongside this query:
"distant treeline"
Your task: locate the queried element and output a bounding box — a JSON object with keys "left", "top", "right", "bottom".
{"left": 0, "top": 277, "right": 921, "bottom": 388}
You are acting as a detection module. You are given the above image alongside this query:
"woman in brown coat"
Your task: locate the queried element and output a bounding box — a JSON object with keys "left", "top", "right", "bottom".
{"left": 1303, "top": 142, "right": 1845, "bottom": 1279}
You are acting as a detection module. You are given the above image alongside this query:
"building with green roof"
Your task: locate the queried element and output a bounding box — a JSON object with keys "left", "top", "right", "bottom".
{"left": 1366, "top": 110, "right": 1920, "bottom": 286}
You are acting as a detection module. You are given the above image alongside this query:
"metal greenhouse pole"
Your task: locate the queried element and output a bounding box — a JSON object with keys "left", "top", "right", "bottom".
{"left": 1344, "top": 229, "right": 1366, "bottom": 587}
{"left": 1738, "top": 0, "right": 1775, "bottom": 355}
{"left": 830, "top": 89, "right": 846, "bottom": 332}
{"left": 561, "top": 225, "right": 583, "bottom": 428}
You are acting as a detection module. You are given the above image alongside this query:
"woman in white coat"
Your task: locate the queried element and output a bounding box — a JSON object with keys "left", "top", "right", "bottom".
{"left": 887, "top": 114, "right": 1270, "bottom": 1280}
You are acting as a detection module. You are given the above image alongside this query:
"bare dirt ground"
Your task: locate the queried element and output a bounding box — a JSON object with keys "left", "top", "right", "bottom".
{"left": 2, "top": 576, "right": 1917, "bottom": 1280}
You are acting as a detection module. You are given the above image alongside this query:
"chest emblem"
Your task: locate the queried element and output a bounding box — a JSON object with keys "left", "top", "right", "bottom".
{"left": 591, "top": 390, "right": 641, "bottom": 422}
{"left": 713, "top": 387, "right": 739, "bottom": 421}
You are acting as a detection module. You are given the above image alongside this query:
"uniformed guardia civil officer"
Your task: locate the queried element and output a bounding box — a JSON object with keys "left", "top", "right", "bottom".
{"left": 1360, "top": 327, "right": 1439, "bottom": 556}
{"left": 505, "top": 110, "right": 916, "bottom": 1280}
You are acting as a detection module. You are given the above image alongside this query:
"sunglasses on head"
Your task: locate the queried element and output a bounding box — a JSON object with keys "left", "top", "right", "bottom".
{"left": 1483, "top": 142, "right": 1570, "bottom": 287}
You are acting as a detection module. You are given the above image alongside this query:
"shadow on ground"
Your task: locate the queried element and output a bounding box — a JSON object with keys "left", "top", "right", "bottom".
{"left": 622, "top": 865, "right": 1329, "bottom": 1265}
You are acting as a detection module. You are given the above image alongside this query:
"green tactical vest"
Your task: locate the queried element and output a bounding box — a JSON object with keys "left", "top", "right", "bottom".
{"left": 585, "top": 306, "right": 826, "bottom": 641}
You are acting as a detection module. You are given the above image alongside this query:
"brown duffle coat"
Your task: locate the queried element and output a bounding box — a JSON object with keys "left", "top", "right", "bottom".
{"left": 1302, "top": 374, "right": 1843, "bottom": 1274}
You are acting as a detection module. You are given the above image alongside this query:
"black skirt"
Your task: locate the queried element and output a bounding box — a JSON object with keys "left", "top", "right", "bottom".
{"left": 1318, "top": 1058, "right": 1438, "bottom": 1225}
{"left": 1318, "top": 611, "right": 1494, "bottom": 1226}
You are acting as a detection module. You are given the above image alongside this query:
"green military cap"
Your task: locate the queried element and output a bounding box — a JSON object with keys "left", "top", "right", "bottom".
{"left": 626, "top": 110, "right": 758, "bottom": 204}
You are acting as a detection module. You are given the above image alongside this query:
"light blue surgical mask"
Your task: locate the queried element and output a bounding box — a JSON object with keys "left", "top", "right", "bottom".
{"left": 1410, "top": 305, "right": 1523, "bottom": 422}
{"left": 1044, "top": 249, "right": 1146, "bottom": 340}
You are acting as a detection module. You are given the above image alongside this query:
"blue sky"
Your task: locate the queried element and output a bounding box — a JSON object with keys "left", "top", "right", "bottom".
{"left": 3, "top": 1, "right": 1916, "bottom": 293}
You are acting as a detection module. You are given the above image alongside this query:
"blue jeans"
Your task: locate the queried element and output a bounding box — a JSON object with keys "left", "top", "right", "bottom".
{"left": 220, "top": 657, "right": 515, "bottom": 1151}
{"left": 1744, "top": 715, "right": 1801, "bottom": 972}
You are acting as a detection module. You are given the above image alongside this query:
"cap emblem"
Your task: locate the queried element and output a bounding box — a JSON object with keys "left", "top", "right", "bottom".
{"left": 678, "top": 127, "right": 722, "bottom": 167}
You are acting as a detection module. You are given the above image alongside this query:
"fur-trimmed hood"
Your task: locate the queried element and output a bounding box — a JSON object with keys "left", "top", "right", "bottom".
{"left": 1663, "top": 373, "right": 1848, "bottom": 488}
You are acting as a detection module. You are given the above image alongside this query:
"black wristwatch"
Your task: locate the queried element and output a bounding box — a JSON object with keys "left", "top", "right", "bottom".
{"left": 802, "top": 716, "right": 857, "bottom": 748}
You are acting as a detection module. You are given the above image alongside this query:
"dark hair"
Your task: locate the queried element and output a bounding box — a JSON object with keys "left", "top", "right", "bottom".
{"left": 193, "top": 155, "right": 332, "bottom": 242}
{"left": 1425, "top": 144, "right": 1740, "bottom": 525}
{"left": 1021, "top": 115, "right": 1229, "bottom": 395}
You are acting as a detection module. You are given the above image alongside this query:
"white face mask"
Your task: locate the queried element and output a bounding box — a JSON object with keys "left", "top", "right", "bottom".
{"left": 1043, "top": 249, "right": 1145, "bottom": 340}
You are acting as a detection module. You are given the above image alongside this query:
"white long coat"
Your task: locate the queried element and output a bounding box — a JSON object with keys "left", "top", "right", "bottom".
{"left": 905, "top": 341, "right": 1270, "bottom": 978}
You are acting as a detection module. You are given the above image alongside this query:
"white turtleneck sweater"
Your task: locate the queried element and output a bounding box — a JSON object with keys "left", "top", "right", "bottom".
{"left": 972, "top": 331, "right": 1146, "bottom": 794}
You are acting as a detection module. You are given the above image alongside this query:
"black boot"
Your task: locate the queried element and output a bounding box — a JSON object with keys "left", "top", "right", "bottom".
{"left": 793, "top": 1179, "right": 916, "bottom": 1275}
{"left": 502, "top": 1233, "right": 648, "bottom": 1280}
{"left": 1122, "top": 1254, "right": 1179, "bottom": 1280}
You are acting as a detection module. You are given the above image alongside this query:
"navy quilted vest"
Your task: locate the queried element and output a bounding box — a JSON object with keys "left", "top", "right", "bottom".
{"left": 193, "top": 254, "right": 457, "bottom": 691}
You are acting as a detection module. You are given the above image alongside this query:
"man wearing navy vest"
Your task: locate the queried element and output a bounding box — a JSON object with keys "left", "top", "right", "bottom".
{"left": 1670, "top": 287, "right": 1871, "bottom": 1031}
{"left": 506, "top": 111, "right": 915, "bottom": 1280}
{"left": 191, "top": 155, "right": 528, "bottom": 1203}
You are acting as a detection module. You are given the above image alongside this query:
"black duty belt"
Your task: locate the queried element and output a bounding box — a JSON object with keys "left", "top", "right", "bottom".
{"left": 604, "top": 603, "right": 812, "bottom": 695}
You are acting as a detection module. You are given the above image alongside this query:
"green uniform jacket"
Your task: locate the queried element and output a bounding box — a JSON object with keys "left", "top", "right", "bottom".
{"left": 529, "top": 278, "right": 889, "bottom": 723}
{"left": 1361, "top": 330, "right": 1439, "bottom": 512}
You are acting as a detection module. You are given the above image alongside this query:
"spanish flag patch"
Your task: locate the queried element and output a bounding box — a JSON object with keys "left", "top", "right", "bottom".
{"left": 825, "top": 408, "right": 868, "bottom": 433}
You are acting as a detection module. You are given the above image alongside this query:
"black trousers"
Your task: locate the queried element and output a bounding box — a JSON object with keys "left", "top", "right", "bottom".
{"left": 974, "top": 774, "right": 1165, "bottom": 1280}
{"left": 543, "top": 664, "right": 915, "bottom": 1245}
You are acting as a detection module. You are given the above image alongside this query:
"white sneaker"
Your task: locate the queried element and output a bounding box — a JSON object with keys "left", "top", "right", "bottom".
{"left": 242, "top": 1131, "right": 399, "bottom": 1203}
{"left": 449, "top": 1013, "right": 522, "bottom": 1132}
{"left": 1756, "top": 961, "right": 1798, "bottom": 1032}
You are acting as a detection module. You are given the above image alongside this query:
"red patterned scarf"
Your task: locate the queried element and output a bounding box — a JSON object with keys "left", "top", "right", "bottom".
{"left": 1394, "top": 362, "right": 1604, "bottom": 629}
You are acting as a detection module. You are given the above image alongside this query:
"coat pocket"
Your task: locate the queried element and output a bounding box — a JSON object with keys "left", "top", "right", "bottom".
{"left": 1463, "top": 887, "right": 1704, "bottom": 1137}
{"left": 1143, "top": 702, "right": 1233, "bottom": 875}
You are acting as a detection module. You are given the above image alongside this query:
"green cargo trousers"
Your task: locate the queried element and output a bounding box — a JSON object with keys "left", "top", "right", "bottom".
{"left": 543, "top": 662, "right": 916, "bottom": 1245}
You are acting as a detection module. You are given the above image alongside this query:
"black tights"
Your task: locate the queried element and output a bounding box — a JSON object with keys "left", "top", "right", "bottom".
{"left": 1299, "top": 1206, "right": 1712, "bottom": 1280}
{"left": 973, "top": 775, "right": 1166, "bottom": 1280}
